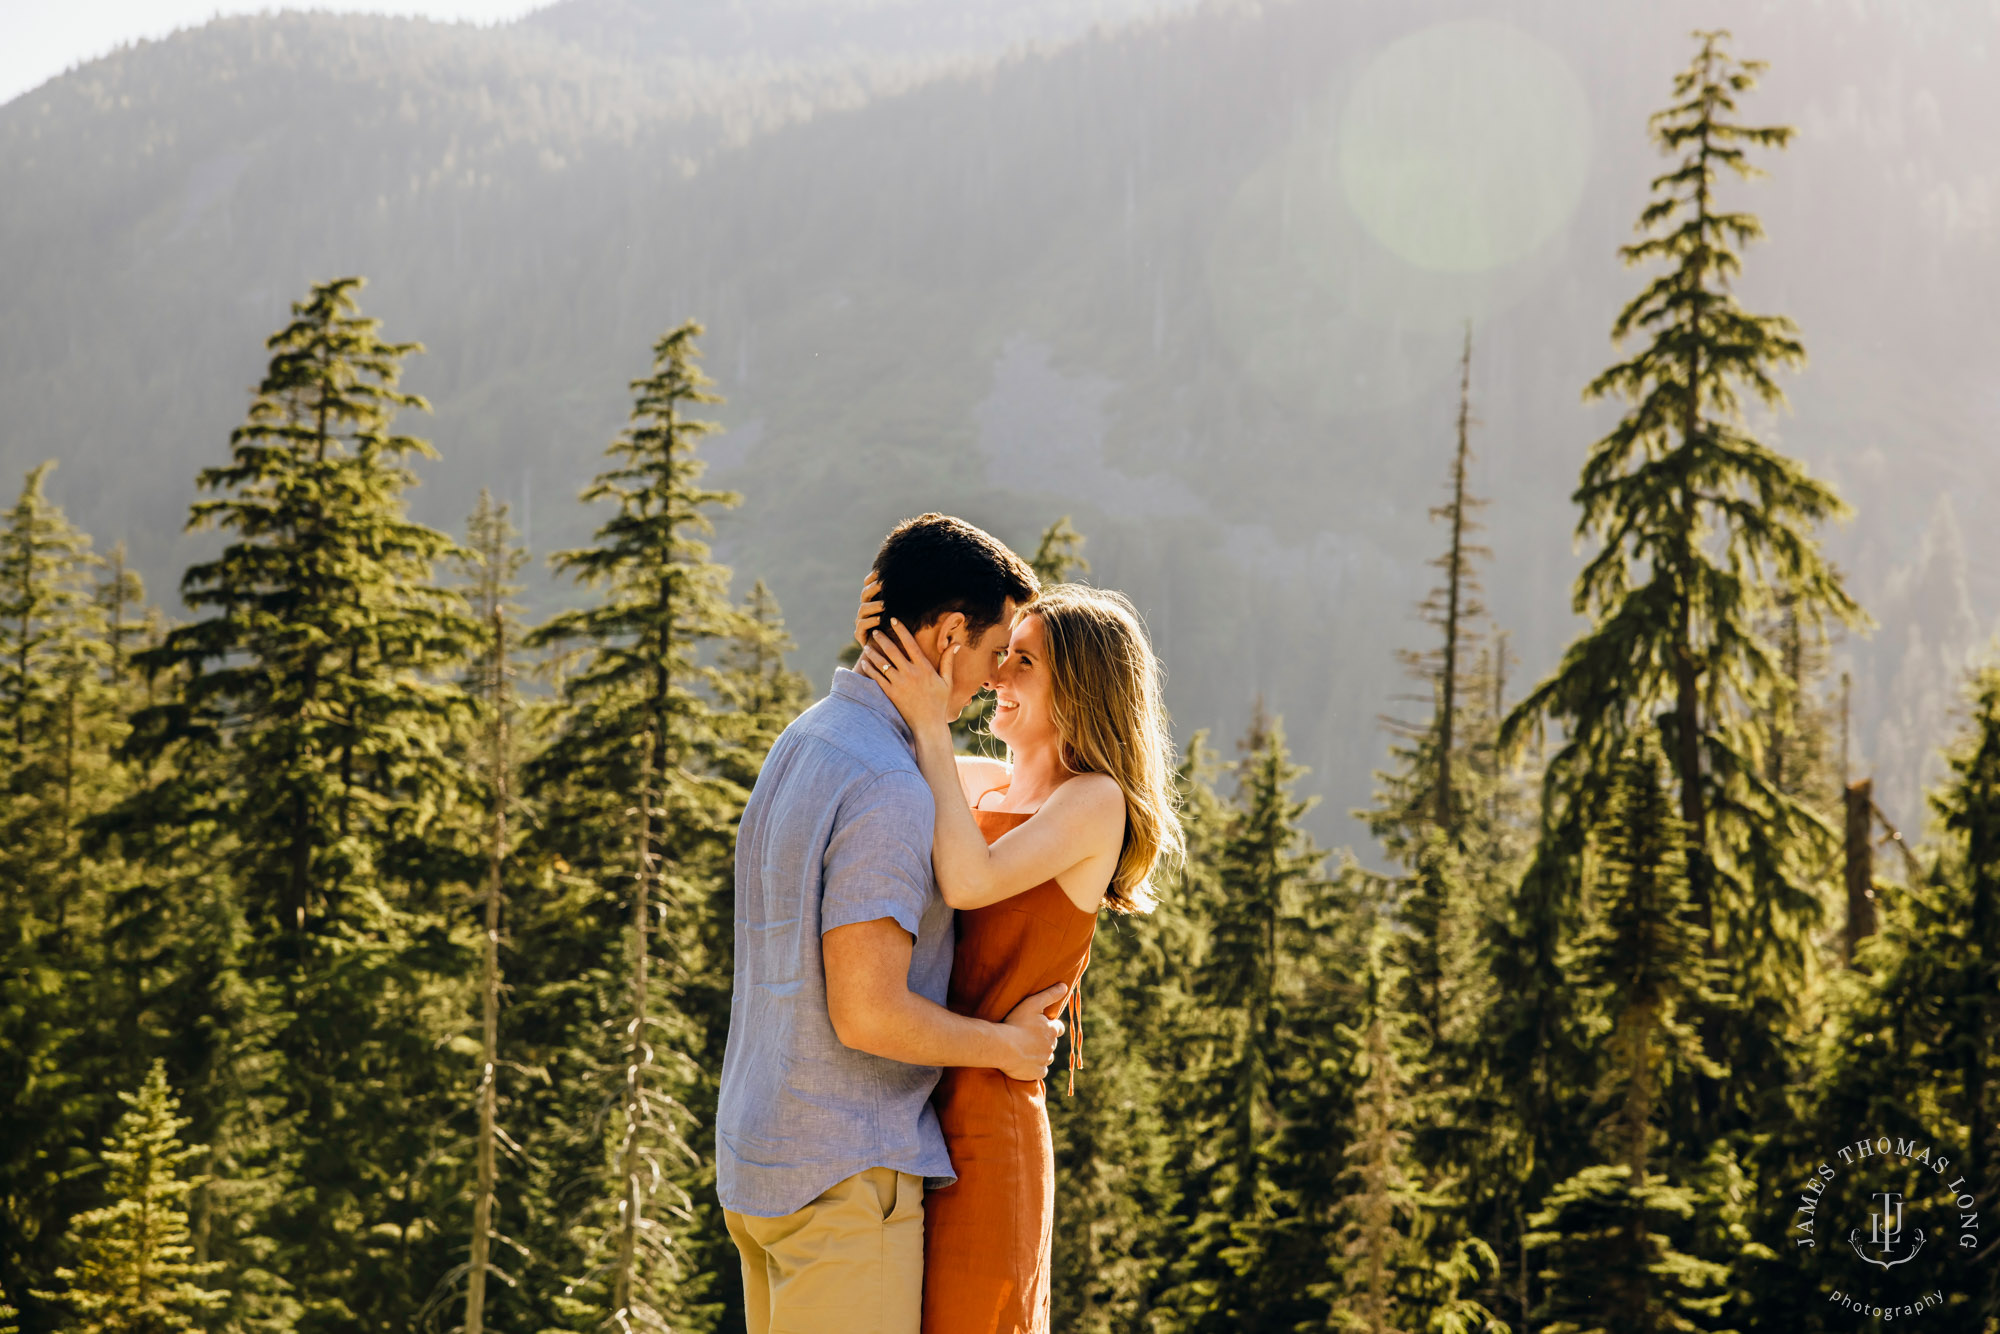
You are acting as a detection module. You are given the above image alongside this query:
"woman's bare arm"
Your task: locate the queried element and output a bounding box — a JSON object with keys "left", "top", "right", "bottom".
{"left": 912, "top": 726, "right": 1124, "bottom": 910}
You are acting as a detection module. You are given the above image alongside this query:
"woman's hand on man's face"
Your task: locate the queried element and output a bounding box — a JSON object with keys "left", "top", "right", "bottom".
{"left": 858, "top": 617, "right": 958, "bottom": 734}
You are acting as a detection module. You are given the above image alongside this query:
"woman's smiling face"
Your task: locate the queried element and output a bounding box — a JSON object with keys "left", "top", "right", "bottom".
{"left": 986, "top": 611, "right": 1055, "bottom": 751}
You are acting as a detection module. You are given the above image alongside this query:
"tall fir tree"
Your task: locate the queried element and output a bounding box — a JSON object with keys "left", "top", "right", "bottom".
{"left": 1357, "top": 340, "right": 1539, "bottom": 1329}
{"left": 447, "top": 491, "right": 530, "bottom": 1334}
{"left": 1915, "top": 666, "right": 2000, "bottom": 1324}
{"left": 1046, "top": 720, "right": 1196, "bottom": 1332}
{"left": 1501, "top": 30, "right": 1862, "bottom": 1146}
{"left": 35, "top": 1062, "right": 229, "bottom": 1334}
{"left": 0, "top": 464, "right": 138, "bottom": 1334}
{"left": 120, "top": 277, "right": 479, "bottom": 1334}
{"left": 521, "top": 320, "right": 745, "bottom": 1334}
{"left": 1371, "top": 326, "right": 1488, "bottom": 848}
{"left": 1087, "top": 734, "right": 1228, "bottom": 1331}
{"left": 0, "top": 462, "right": 116, "bottom": 925}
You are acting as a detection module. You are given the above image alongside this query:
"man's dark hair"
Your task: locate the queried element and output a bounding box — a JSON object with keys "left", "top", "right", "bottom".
{"left": 872, "top": 513, "right": 1039, "bottom": 640}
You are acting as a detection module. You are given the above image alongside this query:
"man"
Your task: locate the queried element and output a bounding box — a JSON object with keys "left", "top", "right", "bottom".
{"left": 716, "top": 513, "right": 1061, "bottom": 1334}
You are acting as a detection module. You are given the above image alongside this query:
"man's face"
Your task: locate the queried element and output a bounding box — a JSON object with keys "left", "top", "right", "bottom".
{"left": 945, "top": 601, "right": 1020, "bottom": 715}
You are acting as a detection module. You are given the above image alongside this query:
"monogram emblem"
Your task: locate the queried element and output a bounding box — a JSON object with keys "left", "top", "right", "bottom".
{"left": 1849, "top": 1191, "right": 1926, "bottom": 1270}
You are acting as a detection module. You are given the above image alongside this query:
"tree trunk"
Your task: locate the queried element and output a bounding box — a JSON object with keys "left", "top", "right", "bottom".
{"left": 1843, "top": 779, "right": 1875, "bottom": 965}
{"left": 1436, "top": 329, "right": 1473, "bottom": 835}
{"left": 466, "top": 611, "right": 507, "bottom": 1334}
{"left": 614, "top": 735, "right": 658, "bottom": 1321}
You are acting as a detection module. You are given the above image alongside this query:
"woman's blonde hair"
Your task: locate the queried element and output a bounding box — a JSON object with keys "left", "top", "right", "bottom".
{"left": 1019, "top": 585, "right": 1182, "bottom": 913}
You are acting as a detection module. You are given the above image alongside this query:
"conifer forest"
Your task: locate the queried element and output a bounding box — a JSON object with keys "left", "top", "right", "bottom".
{"left": 3, "top": 4, "right": 1999, "bottom": 1333}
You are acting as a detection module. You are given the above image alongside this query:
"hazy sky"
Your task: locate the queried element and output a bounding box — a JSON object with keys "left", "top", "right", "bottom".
{"left": 0, "top": 0, "right": 547, "bottom": 106}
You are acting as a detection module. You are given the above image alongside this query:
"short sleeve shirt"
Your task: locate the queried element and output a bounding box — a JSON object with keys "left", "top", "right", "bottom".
{"left": 715, "top": 668, "right": 957, "bottom": 1217}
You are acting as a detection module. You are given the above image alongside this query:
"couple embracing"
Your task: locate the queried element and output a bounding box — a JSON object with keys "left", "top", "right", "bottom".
{"left": 716, "top": 513, "right": 1180, "bottom": 1334}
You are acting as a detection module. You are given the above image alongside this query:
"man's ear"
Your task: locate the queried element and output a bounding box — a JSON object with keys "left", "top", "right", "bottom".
{"left": 931, "top": 610, "right": 969, "bottom": 651}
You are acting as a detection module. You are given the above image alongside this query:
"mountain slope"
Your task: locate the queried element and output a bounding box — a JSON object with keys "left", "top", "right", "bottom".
{"left": 1, "top": 0, "right": 1994, "bottom": 842}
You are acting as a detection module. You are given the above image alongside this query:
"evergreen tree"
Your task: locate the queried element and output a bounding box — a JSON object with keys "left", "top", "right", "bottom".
{"left": 451, "top": 491, "right": 529, "bottom": 1334}
{"left": 1048, "top": 731, "right": 1213, "bottom": 1333}
{"left": 1526, "top": 736, "right": 1739, "bottom": 1334}
{"left": 714, "top": 580, "right": 810, "bottom": 793}
{"left": 1372, "top": 327, "right": 1487, "bottom": 847}
{"left": 1327, "top": 929, "right": 1418, "bottom": 1334}
{"left": 1358, "top": 343, "right": 1538, "bottom": 1329}
{"left": 522, "top": 320, "right": 744, "bottom": 1334}
{"left": 1918, "top": 666, "right": 2000, "bottom": 1323}
{"left": 0, "top": 461, "right": 114, "bottom": 925}
{"left": 1585, "top": 738, "right": 1725, "bottom": 1190}
{"left": 121, "top": 276, "right": 479, "bottom": 1333}
{"left": 1762, "top": 597, "right": 1838, "bottom": 815}
{"left": 1154, "top": 713, "right": 1333, "bottom": 1332}
{"left": 36, "top": 1062, "right": 228, "bottom": 1334}
{"left": 1317, "top": 920, "right": 1501, "bottom": 1334}
{"left": 0, "top": 464, "right": 134, "bottom": 1334}
{"left": 1525, "top": 1166, "right": 1730, "bottom": 1334}
{"left": 97, "top": 542, "right": 145, "bottom": 682}
{"left": 1817, "top": 667, "right": 2000, "bottom": 1327}
{"left": 1030, "top": 515, "right": 1090, "bottom": 586}
{"left": 1501, "top": 30, "right": 1862, "bottom": 1143}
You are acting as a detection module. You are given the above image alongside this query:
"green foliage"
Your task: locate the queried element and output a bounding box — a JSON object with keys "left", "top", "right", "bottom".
{"left": 445, "top": 490, "right": 530, "bottom": 1334}
{"left": 1031, "top": 516, "right": 1091, "bottom": 586}
{"left": 1814, "top": 667, "right": 2000, "bottom": 1325}
{"left": 1503, "top": 30, "right": 1862, "bottom": 1153}
{"left": 1319, "top": 924, "right": 1503, "bottom": 1334}
{"left": 115, "top": 277, "right": 480, "bottom": 1334}
{"left": 130, "top": 275, "right": 475, "bottom": 934}
{"left": 1150, "top": 714, "right": 1346, "bottom": 1333}
{"left": 519, "top": 320, "right": 748, "bottom": 1334}
{"left": 0, "top": 462, "right": 104, "bottom": 751}
{"left": 1525, "top": 1165, "right": 1732, "bottom": 1334}
{"left": 1581, "top": 735, "right": 1726, "bottom": 1179}
{"left": 1369, "top": 329, "right": 1489, "bottom": 849}
{"left": 0, "top": 464, "right": 142, "bottom": 1334}
{"left": 716, "top": 579, "right": 811, "bottom": 790}
{"left": 530, "top": 319, "right": 744, "bottom": 807}
{"left": 1357, "top": 354, "right": 1539, "bottom": 1329}
{"left": 36, "top": 1062, "right": 228, "bottom": 1334}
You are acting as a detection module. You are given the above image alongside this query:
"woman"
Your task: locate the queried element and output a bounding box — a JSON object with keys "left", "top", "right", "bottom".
{"left": 854, "top": 579, "right": 1182, "bottom": 1334}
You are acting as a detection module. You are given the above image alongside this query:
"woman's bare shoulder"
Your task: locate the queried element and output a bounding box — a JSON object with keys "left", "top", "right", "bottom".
{"left": 1050, "top": 772, "right": 1126, "bottom": 827}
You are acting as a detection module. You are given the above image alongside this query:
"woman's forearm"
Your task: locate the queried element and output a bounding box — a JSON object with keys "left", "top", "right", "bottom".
{"left": 912, "top": 726, "right": 997, "bottom": 901}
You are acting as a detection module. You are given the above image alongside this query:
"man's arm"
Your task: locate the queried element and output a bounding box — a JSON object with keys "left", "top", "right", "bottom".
{"left": 824, "top": 919, "right": 1065, "bottom": 1082}
{"left": 819, "top": 771, "right": 1065, "bottom": 1081}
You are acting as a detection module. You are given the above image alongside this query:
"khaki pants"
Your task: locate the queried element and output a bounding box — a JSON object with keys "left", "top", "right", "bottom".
{"left": 725, "top": 1166, "right": 925, "bottom": 1334}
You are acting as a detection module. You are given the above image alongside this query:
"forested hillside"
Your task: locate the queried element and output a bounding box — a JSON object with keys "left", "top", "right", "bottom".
{"left": 2, "top": 0, "right": 1993, "bottom": 843}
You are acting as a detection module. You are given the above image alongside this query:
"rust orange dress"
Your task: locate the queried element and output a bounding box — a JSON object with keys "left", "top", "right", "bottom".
{"left": 922, "top": 803, "right": 1095, "bottom": 1334}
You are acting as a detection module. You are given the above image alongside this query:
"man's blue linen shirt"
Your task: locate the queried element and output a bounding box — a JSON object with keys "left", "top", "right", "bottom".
{"left": 715, "top": 668, "right": 957, "bottom": 1217}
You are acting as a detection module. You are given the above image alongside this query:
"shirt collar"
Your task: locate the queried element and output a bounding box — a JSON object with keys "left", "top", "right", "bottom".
{"left": 829, "top": 667, "right": 915, "bottom": 747}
